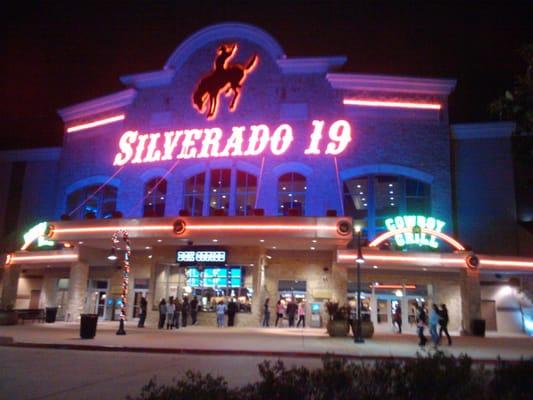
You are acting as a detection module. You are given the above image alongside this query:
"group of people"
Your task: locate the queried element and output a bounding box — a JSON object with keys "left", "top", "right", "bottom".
{"left": 157, "top": 295, "right": 200, "bottom": 329}
{"left": 215, "top": 298, "right": 239, "bottom": 327}
{"left": 415, "top": 302, "right": 452, "bottom": 348}
{"left": 262, "top": 298, "right": 306, "bottom": 328}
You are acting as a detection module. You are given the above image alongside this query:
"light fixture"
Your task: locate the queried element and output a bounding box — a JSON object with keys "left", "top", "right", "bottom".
{"left": 107, "top": 248, "right": 118, "bottom": 261}
{"left": 78, "top": 241, "right": 84, "bottom": 245}
{"left": 145, "top": 246, "right": 151, "bottom": 250}
{"left": 157, "top": 239, "right": 162, "bottom": 243}
{"left": 272, "top": 246, "right": 277, "bottom": 249}
{"left": 310, "top": 247, "right": 316, "bottom": 250}
{"left": 266, "top": 255, "right": 272, "bottom": 260}
{"left": 212, "top": 239, "right": 218, "bottom": 243}
{"left": 373, "top": 265, "right": 378, "bottom": 269}
{"left": 312, "top": 239, "right": 317, "bottom": 243}
{"left": 259, "top": 239, "right": 265, "bottom": 243}
{"left": 148, "top": 254, "right": 153, "bottom": 259}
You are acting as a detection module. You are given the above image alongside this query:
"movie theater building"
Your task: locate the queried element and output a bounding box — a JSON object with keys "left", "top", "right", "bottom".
{"left": 1, "top": 23, "right": 533, "bottom": 334}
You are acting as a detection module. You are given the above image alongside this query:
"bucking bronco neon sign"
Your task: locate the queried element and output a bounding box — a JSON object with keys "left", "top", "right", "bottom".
{"left": 113, "top": 120, "right": 352, "bottom": 166}
{"left": 193, "top": 44, "right": 258, "bottom": 119}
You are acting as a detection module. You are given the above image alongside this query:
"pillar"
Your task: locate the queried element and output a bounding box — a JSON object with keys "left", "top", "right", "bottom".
{"left": 40, "top": 276, "right": 58, "bottom": 308}
{"left": 459, "top": 268, "right": 481, "bottom": 335}
{"left": 1, "top": 264, "right": 20, "bottom": 309}
{"left": 66, "top": 262, "right": 89, "bottom": 322}
{"left": 252, "top": 251, "right": 267, "bottom": 323}
{"left": 331, "top": 263, "right": 348, "bottom": 305}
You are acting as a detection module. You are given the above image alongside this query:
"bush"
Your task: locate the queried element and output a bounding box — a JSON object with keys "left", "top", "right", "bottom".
{"left": 127, "top": 353, "right": 531, "bottom": 400}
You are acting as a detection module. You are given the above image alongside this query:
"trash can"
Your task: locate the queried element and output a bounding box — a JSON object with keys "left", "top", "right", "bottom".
{"left": 471, "top": 318, "right": 486, "bottom": 337}
{"left": 80, "top": 314, "right": 98, "bottom": 339}
{"left": 45, "top": 307, "right": 58, "bottom": 323}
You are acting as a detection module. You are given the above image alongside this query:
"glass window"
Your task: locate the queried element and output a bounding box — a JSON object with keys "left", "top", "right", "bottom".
{"left": 278, "top": 173, "right": 307, "bottom": 215}
{"left": 236, "top": 171, "right": 257, "bottom": 216}
{"left": 143, "top": 178, "right": 167, "bottom": 217}
{"left": 342, "top": 175, "right": 431, "bottom": 240}
{"left": 184, "top": 173, "right": 205, "bottom": 216}
{"left": 66, "top": 185, "right": 117, "bottom": 219}
{"left": 209, "top": 169, "right": 231, "bottom": 215}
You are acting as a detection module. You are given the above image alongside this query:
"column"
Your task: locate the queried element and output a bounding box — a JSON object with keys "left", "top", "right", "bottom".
{"left": 1, "top": 264, "right": 20, "bottom": 309}
{"left": 370, "top": 286, "right": 378, "bottom": 325}
{"left": 66, "top": 262, "right": 89, "bottom": 322}
{"left": 459, "top": 268, "right": 481, "bottom": 335}
{"left": 40, "top": 276, "right": 58, "bottom": 308}
{"left": 401, "top": 284, "right": 409, "bottom": 331}
{"left": 330, "top": 263, "right": 348, "bottom": 305}
{"left": 251, "top": 251, "right": 267, "bottom": 323}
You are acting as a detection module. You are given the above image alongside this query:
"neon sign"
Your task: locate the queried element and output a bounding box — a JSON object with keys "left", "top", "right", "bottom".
{"left": 22, "top": 222, "right": 51, "bottom": 250}
{"left": 384, "top": 215, "right": 446, "bottom": 249}
{"left": 113, "top": 120, "right": 352, "bottom": 166}
{"left": 193, "top": 44, "right": 258, "bottom": 120}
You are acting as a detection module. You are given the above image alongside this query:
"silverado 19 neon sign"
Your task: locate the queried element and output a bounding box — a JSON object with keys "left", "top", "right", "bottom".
{"left": 113, "top": 120, "right": 352, "bottom": 166}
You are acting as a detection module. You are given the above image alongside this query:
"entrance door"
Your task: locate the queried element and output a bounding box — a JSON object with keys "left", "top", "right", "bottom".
{"left": 481, "top": 300, "right": 497, "bottom": 331}
{"left": 133, "top": 291, "right": 148, "bottom": 318}
{"left": 29, "top": 290, "right": 41, "bottom": 309}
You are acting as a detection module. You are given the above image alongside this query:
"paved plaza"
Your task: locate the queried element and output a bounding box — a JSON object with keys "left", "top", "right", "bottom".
{"left": 0, "top": 322, "right": 532, "bottom": 400}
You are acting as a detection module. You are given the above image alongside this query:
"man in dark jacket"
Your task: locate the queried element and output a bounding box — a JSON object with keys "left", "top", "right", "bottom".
{"left": 137, "top": 296, "right": 147, "bottom": 328}
{"left": 227, "top": 298, "right": 238, "bottom": 327}
{"left": 190, "top": 296, "right": 199, "bottom": 325}
{"left": 181, "top": 297, "right": 190, "bottom": 327}
{"left": 286, "top": 297, "right": 298, "bottom": 327}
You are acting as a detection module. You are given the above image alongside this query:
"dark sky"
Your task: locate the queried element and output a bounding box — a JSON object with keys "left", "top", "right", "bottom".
{"left": 1, "top": 1, "right": 532, "bottom": 150}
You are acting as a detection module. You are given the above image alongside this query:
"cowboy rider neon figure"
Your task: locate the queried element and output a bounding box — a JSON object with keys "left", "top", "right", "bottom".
{"left": 193, "top": 44, "right": 258, "bottom": 120}
{"left": 113, "top": 120, "right": 352, "bottom": 166}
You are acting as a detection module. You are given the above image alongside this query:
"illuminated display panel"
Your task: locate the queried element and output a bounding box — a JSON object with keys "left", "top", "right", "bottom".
{"left": 186, "top": 267, "right": 242, "bottom": 288}
{"left": 176, "top": 249, "right": 227, "bottom": 265}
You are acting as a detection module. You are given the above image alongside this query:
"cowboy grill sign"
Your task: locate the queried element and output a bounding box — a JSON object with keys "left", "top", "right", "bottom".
{"left": 112, "top": 43, "right": 353, "bottom": 166}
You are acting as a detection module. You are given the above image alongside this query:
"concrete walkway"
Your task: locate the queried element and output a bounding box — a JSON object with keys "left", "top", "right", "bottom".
{"left": 1, "top": 321, "right": 532, "bottom": 361}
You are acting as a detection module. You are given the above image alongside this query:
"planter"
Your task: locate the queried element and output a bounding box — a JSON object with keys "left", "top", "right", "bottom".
{"left": 327, "top": 319, "right": 350, "bottom": 337}
{"left": 0, "top": 310, "right": 18, "bottom": 325}
{"left": 80, "top": 314, "right": 98, "bottom": 339}
{"left": 350, "top": 320, "right": 375, "bottom": 339}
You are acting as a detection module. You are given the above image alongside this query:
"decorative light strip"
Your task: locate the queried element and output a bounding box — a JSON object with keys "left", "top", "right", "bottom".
{"left": 338, "top": 254, "right": 465, "bottom": 265}
{"left": 368, "top": 228, "right": 465, "bottom": 251}
{"left": 7, "top": 253, "right": 78, "bottom": 264}
{"left": 51, "top": 225, "right": 173, "bottom": 235}
{"left": 66, "top": 115, "right": 125, "bottom": 133}
{"left": 343, "top": 99, "right": 441, "bottom": 110}
{"left": 370, "top": 284, "right": 417, "bottom": 289}
{"left": 186, "top": 224, "right": 338, "bottom": 231}
{"left": 479, "top": 258, "right": 533, "bottom": 269}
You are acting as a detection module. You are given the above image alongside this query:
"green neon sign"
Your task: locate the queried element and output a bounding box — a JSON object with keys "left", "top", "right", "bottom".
{"left": 22, "top": 222, "right": 54, "bottom": 249}
{"left": 384, "top": 215, "right": 446, "bottom": 249}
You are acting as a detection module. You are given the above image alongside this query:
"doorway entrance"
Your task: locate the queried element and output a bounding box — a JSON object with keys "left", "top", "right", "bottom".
{"left": 88, "top": 280, "right": 109, "bottom": 320}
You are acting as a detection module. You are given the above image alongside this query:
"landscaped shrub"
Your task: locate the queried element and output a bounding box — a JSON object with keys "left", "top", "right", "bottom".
{"left": 127, "top": 352, "right": 531, "bottom": 400}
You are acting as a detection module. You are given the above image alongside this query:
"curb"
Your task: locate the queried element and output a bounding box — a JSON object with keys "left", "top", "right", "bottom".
{"left": 0, "top": 341, "right": 521, "bottom": 365}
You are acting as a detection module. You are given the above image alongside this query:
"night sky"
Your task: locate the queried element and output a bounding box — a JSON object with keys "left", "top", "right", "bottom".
{"left": 1, "top": 1, "right": 532, "bottom": 150}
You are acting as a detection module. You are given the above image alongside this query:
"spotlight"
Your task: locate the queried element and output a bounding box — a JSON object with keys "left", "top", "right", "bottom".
{"left": 107, "top": 248, "right": 118, "bottom": 261}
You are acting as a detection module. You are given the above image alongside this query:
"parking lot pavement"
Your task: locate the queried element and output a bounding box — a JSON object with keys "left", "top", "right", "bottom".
{"left": 0, "top": 321, "right": 532, "bottom": 361}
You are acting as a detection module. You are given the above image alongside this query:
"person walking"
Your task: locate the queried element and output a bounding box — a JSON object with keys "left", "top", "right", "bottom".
{"left": 393, "top": 305, "right": 402, "bottom": 334}
{"left": 296, "top": 301, "right": 306, "bottom": 328}
{"left": 181, "top": 297, "right": 190, "bottom": 327}
{"left": 416, "top": 302, "right": 427, "bottom": 348}
{"left": 439, "top": 304, "right": 452, "bottom": 345}
{"left": 216, "top": 300, "right": 226, "bottom": 327}
{"left": 166, "top": 296, "right": 175, "bottom": 329}
{"left": 137, "top": 296, "right": 147, "bottom": 328}
{"left": 286, "top": 297, "right": 298, "bottom": 327}
{"left": 174, "top": 298, "right": 182, "bottom": 329}
{"left": 429, "top": 304, "right": 440, "bottom": 347}
{"left": 158, "top": 298, "right": 166, "bottom": 329}
{"left": 348, "top": 303, "right": 357, "bottom": 336}
{"left": 275, "top": 299, "right": 285, "bottom": 327}
{"left": 227, "top": 298, "right": 238, "bottom": 327}
{"left": 190, "top": 296, "right": 199, "bottom": 325}
{"left": 262, "top": 298, "right": 270, "bottom": 327}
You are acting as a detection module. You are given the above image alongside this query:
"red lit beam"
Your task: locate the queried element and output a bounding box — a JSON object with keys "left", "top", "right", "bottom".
{"left": 343, "top": 99, "right": 441, "bottom": 110}
{"left": 67, "top": 115, "right": 125, "bottom": 133}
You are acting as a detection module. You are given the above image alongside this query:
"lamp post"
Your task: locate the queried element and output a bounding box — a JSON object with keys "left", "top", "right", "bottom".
{"left": 109, "top": 230, "right": 131, "bottom": 336}
{"left": 354, "top": 224, "right": 365, "bottom": 343}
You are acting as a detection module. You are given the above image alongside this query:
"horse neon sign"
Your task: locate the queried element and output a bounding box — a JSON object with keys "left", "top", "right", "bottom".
{"left": 193, "top": 44, "right": 258, "bottom": 120}
{"left": 113, "top": 119, "right": 352, "bottom": 166}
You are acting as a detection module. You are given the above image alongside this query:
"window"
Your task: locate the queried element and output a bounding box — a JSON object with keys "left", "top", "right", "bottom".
{"left": 236, "top": 171, "right": 257, "bottom": 216}
{"left": 143, "top": 178, "right": 166, "bottom": 217}
{"left": 184, "top": 173, "right": 205, "bottom": 216}
{"left": 66, "top": 185, "right": 117, "bottom": 219}
{"left": 209, "top": 169, "right": 231, "bottom": 215}
{"left": 278, "top": 173, "right": 307, "bottom": 215}
{"left": 343, "top": 175, "right": 430, "bottom": 239}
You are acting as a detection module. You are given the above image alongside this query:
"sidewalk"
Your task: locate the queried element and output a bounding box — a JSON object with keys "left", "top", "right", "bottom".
{"left": 1, "top": 321, "right": 532, "bottom": 361}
